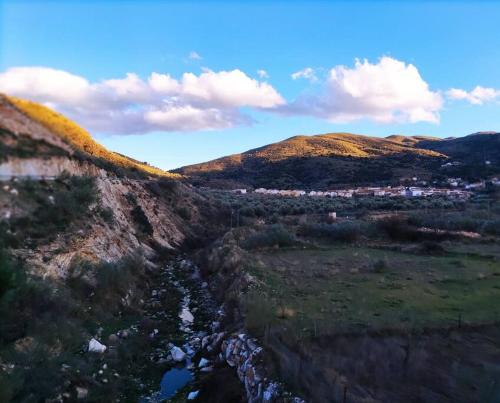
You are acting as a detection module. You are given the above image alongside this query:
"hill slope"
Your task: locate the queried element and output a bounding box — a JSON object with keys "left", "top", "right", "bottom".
{"left": 176, "top": 132, "right": 500, "bottom": 189}
{"left": 2, "top": 94, "right": 176, "bottom": 178}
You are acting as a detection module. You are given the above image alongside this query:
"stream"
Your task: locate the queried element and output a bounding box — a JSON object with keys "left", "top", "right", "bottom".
{"left": 141, "top": 257, "right": 218, "bottom": 402}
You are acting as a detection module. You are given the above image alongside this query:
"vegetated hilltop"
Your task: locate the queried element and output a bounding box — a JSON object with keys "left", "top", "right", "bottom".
{"left": 3, "top": 94, "right": 178, "bottom": 178}
{"left": 176, "top": 132, "right": 500, "bottom": 189}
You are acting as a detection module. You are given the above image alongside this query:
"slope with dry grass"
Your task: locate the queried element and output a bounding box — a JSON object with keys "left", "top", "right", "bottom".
{"left": 176, "top": 132, "right": 449, "bottom": 188}
{"left": 5, "top": 95, "right": 178, "bottom": 178}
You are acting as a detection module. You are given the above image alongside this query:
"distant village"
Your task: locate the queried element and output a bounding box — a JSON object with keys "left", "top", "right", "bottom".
{"left": 230, "top": 177, "right": 500, "bottom": 199}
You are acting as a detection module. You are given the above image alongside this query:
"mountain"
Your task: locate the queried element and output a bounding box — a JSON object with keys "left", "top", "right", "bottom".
{"left": 176, "top": 132, "right": 500, "bottom": 189}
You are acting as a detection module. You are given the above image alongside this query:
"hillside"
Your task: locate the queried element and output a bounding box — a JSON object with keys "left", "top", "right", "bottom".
{"left": 176, "top": 132, "right": 500, "bottom": 189}
{"left": 0, "top": 94, "right": 234, "bottom": 401}
{"left": 2, "top": 94, "right": 177, "bottom": 178}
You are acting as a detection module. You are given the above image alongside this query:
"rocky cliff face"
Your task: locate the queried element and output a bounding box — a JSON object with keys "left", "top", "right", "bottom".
{"left": 0, "top": 95, "right": 222, "bottom": 279}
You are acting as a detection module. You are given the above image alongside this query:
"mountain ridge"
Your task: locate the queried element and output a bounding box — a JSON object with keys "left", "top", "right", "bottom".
{"left": 175, "top": 131, "right": 500, "bottom": 189}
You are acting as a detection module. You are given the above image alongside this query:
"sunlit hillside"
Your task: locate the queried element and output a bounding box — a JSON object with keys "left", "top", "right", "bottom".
{"left": 7, "top": 95, "right": 178, "bottom": 178}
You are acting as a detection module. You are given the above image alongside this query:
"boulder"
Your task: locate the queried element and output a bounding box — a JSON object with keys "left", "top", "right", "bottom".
{"left": 170, "top": 346, "right": 186, "bottom": 362}
{"left": 75, "top": 387, "right": 88, "bottom": 399}
{"left": 187, "top": 390, "right": 199, "bottom": 400}
{"left": 198, "top": 358, "right": 210, "bottom": 368}
{"left": 88, "top": 338, "right": 107, "bottom": 353}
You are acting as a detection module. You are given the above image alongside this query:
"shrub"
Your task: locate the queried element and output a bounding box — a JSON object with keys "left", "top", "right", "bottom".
{"left": 372, "top": 259, "right": 387, "bottom": 273}
{"left": 10, "top": 175, "right": 98, "bottom": 242}
{"left": 176, "top": 206, "right": 192, "bottom": 221}
{"left": 377, "top": 217, "right": 418, "bottom": 242}
{"left": 69, "top": 253, "right": 145, "bottom": 304}
{"left": 420, "top": 241, "right": 445, "bottom": 254}
{"left": 298, "top": 221, "right": 361, "bottom": 243}
{"left": 242, "top": 225, "right": 296, "bottom": 250}
{"left": 131, "top": 205, "right": 153, "bottom": 235}
{"left": 98, "top": 206, "right": 114, "bottom": 224}
{"left": 483, "top": 220, "right": 500, "bottom": 236}
{"left": 377, "top": 217, "right": 453, "bottom": 242}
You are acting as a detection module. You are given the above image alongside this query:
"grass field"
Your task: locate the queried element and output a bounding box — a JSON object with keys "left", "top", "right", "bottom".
{"left": 243, "top": 244, "right": 500, "bottom": 336}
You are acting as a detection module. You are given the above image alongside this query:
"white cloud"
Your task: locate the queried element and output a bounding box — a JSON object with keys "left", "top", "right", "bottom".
{"left": 291, "top": 67, "right": 317, "bottom": 81}
{"left": 148, "top": 72, "right": 180, "bottom": 93}
{"left": 188, "top": 51, "right": 202, "bottom": 60}
{"left": 0, "top": 66, "right": 284, "bottom": 134}
{"left": 180, "top": 69, "right": 284, "bottom": 108}
{"left": 285, "top": 57, "right": 442, "bottom": 124}
{"left": 447, "top": 86, "right": 500, "bottom": 105}
{"left": 257, "top": 69, "right": 269, "bottom": 79}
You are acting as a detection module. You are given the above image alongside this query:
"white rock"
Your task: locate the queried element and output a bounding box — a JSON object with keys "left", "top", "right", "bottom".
{"left": 75, "top": 387, "right": 88, "bottom": 399}
{"left": 179, "top": 307, "right": 194, "bottom": 323}
{"left": 88, "top": 338, "right": 107, "bottom": 353}
{"left": 187, "top": 391, "right": 199, "bottom": 400}
{"left": 198, "top": 358, "right": 210, "bottom": 368}
{"left": 170, "top": 346, "right": 186, "bottom": 362}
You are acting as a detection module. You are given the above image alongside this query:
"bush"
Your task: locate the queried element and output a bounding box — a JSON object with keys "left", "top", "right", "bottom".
{"left": 372, "top": 259, "right": 387, "bottom": 273}
{"left": 242, "top": 225, "right": 296, "bottom": 250}
{"left": 176, "top": 206, "right": 192, "bottom": 221}
{"left": 298, "top": 221, "right": 361, "bottom": 243}
{"left": 10, "top": 175, "right": 98, "bottom": 243}
{"left": 377, "top": 217, "right": 453, "bottom": 242}
{"left": 420, "top": 241, "right": 445, "bottom": 254}
{"left": 98, "top": 206, "right": 114, "bottom": 224}
{"left": 131, "top": 205, "right": 153, "bottom": 235}
{"left": 69, "top": 253, "right": 145, "bottom": 305}
{"left": 483, "top": 220, "right": 500, "bottom": 236}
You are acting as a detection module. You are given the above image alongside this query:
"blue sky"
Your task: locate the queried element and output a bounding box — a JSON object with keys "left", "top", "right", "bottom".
{"left": 1, "top": 0, "right": 500, "bottom": 169}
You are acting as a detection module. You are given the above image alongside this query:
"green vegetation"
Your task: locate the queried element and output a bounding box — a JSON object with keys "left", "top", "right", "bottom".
{"left": 0, "top": 244, "right": 167, "bottom": 402}
{"left": 223, "top": 194, "right": 500, "bottom": 342}
{"left": 209, "top": 190, "right": 461, "bottom": 219}
{"left": 408, "top": 210, "right": 500, "bottom": 236}
{"left": 243, "top": 245, "right": 500, "bottom": 337}
{"left": 5, "top": 173, "right": 98, "bottom": 246}
{"left": 298, "top": 221, "right": 362, "bottom": 243}
{"left": 242, "top": 224, "right": 297, "bottom": 250}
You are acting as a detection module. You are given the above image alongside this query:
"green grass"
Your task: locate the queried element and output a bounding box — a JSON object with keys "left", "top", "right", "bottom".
{"left": 243, "top": 245, "right": 500, "bottom": 336}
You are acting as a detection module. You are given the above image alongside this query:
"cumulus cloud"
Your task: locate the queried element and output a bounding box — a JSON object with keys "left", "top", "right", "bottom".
{"left": 257, "top": 69, "right": 269, "bottom": 79}
{"left": 447, "top": 86, "right": 500, "bottom": 105}
{"left": 188, "top": 51, "right": 202, "bottom": 60}
{"left": 0, "top": 66, "right": 284, "bottom": 134}
{"left": 284, "top": 57, "right": 442, "bottom": 124}
{"left": 291, "top": 67, "right": 317, "bottom": 81}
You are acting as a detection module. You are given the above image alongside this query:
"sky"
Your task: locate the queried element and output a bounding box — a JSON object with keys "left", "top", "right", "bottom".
{"left": 1, "top": 0, "right": 500, "bottom": 170}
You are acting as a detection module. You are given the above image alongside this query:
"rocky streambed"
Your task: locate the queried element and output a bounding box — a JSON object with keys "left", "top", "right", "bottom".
{"left": 90, "top": 255, "right": 303, "bottom": 402}
{"left": 147, "top": 257, "right": 305, "bottom": 403}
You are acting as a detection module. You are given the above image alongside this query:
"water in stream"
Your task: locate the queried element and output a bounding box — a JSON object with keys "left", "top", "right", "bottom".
{"left": 159, "top": 367, "right": 193, "bottom": 399}
{"left": 142, "top": 258, "right": 216, "bottom": 402}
